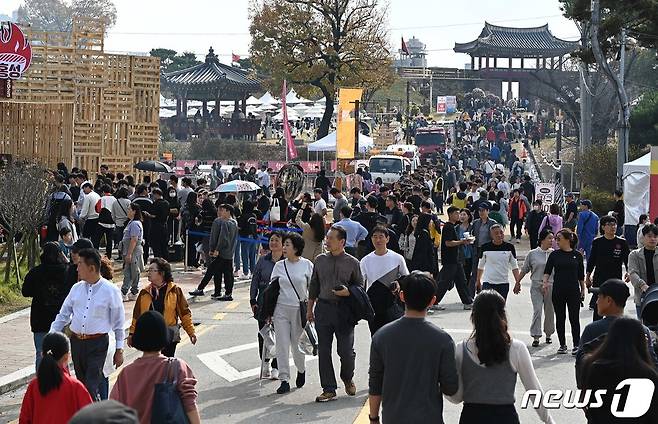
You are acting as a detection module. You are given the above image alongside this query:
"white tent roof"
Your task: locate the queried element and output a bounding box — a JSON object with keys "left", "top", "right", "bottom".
{"left": 246, "top": 95, "right": 261, "bottom": 105}
{"left": 259, "top": 91, "right": 279, "bottom": 105}
{"left": 272, "top": 108, "right": 300, "bottom": 121}
{"left": 623, "top": 152, "right": 650, "bottom": 226}
{"left": 285, "top": 88, "right": 302, "bottom": 104}
{"left": 307, "top": 131, "right": 373, "bottom": 152}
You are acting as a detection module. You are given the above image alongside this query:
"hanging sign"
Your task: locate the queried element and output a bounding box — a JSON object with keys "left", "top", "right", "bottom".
{"left": 0, "top": 22, "right": 32, "bottom": 79}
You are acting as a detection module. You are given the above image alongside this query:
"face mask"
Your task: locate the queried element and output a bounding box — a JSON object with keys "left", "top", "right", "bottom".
{"left": 169, "top": 192, "right": 176, "bottom": 197}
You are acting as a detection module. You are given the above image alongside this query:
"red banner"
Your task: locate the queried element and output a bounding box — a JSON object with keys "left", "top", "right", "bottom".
{"left": 299, "top": 161, "right": 322, "bottom": 173}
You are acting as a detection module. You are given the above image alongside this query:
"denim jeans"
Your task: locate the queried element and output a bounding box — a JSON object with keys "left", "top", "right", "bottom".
{"left": 233, "top": 242, "right": 241, "bottom": 272}
{"left": 33, "top": 332, "right": 47, "bottom": 371}
{"left": 240, "top": 238, "right": 257, "bottom": 275}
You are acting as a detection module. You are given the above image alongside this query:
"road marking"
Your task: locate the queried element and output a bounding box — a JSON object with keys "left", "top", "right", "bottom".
{"left": 198, "top": 342, "right": 317, "bottom": 382}
{"left": 213, "top": 312, "right": 226, "bottom": 320}
{"left": 354, "top": 400, "right": 370, "bottom": 424}
{"left": 225, "top": 301, "right": 240, "bottom": 310}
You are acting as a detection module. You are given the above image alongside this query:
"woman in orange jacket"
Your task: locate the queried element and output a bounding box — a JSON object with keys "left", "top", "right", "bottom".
{"left": 128, "top": 258, "right": 196, "bottom": 356}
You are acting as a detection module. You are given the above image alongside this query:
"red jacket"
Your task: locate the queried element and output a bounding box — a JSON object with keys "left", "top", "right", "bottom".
{"left": 508, "top": 196, "right": 528, "bottom": 219}
{"left": 20, "top": 367, "right": 92, "bottom": 424}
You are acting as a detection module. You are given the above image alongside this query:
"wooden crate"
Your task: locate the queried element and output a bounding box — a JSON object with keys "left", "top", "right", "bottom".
{"left": 0, "top": 17, "right": 160, "bottom": 174}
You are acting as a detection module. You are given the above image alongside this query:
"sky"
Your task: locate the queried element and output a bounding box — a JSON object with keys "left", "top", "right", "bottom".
{"left": 2, "top": 0, "right": 581, "bottom": 68}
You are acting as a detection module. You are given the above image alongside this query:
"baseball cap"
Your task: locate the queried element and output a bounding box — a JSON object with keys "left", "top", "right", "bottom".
{"left": 566, "top": 192, "right": 574, "bottom": 198}
{"left": 590, "top": 279, "right": 630, "bottom": 306}
{"left": 478, "top": 201, "right": 491, "bottom": 210}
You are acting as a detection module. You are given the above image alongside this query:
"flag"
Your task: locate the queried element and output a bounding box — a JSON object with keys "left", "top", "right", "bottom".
{"left": 231, "top": 52, "right": 241, "bottom": 63}
{"left": 281, "top": 80, "right": 298, "bottom": 160}
{"left": 401, "top": 37, "right": 409, "bottom": 55}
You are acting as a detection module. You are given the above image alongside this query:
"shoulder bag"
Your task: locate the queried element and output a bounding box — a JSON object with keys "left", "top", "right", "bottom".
{"left": 283, "top": 260, "right": 308, "bottom": 328}
{"left": 151, "top": 358, "right": 190, "bottom": 424}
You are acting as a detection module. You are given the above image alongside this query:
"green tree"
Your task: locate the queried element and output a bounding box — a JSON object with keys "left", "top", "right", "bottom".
{"left": 149, "top": 49, "right": 202, "bottom": 74}
{"left": 630, "top": 90, "right": 658, "bottom": 146}
{"left": 16, "top": 0, "right": 117, "bottom": 32}
{"left": 249, "top": 0, "right": 395, "bottom": 138}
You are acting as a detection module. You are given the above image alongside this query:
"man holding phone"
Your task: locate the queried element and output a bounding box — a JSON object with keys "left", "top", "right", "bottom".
{"left": 307, "top": 225, "right": 364, "bottom": 403}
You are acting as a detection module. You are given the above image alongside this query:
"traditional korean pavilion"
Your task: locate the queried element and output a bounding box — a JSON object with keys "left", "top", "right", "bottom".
{"left": 161, "top": 47, "right": 262, "bottom": 140}
{"left": 454, "top": 23, "right": 579, "bottom": 99}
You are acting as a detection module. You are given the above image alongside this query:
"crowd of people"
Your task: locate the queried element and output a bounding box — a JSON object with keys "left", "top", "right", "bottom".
{"left": 14, "top": 104, "right": 658, "bottom": 424}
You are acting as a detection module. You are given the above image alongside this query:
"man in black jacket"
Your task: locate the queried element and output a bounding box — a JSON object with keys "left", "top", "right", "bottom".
{"left": 353, "top": 196, "right": 386, "bottom": 259}
{"left": 383, "top": 195, "right": 404, "bottom": 236}
{"left": 132, "top": 185, "right": 154, "bottom": 263}
{"left": 149, "top": 188, "right": 170, "bottom": 260}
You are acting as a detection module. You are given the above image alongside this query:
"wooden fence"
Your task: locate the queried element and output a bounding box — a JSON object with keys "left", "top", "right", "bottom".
{"left": 0, "top": 18, "right": 160, "bottom": 174}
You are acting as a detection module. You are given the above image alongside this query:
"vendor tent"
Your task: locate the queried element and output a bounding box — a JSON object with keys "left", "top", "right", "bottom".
{"left": 307, "top": 131, "right": 373, "bottom": 153}
{"left": 259, "top": 91, "right": 279, "bottom": 105}
{"left": 623, "top": 152, "right": 650, "bottom": 225}
{"left": 246, "top": 95, "right": 261, "bottom": 105}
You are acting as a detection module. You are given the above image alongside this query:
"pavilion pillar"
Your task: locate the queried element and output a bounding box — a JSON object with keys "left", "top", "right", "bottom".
{"left": 478, "top": 56, "right": 482, "bottom": 69}
{"left": 485, "top": 56, "right": 489, "bottom": 68}
{"left": 550, "top": 57, "right": 555, "bottom": 69}
{"left": 493, "top": 57, "right": 497, "bottom": 68}
{"left": 558, "top": 55, "right": 564, "bottom": 70}
{"left": 509, "top": 57, "right": 512, "bottom": 69}
{"left": 542, "top": 57, "right": 547, "bottom": 68}
{"left": 176, "top": 97, "right": 181, "bottom": 117}
{"left": 471, "top": 56, "right": 475, "bottom": 70}
{"left": 241, "top": 97, "right": 247, "bottom": 114}
{"left": 536, "top": 57, "right": 540, "bottom": 69}
{"left": 520, "top": 57, "right": 524, "bottom": 69}
{"left": 182, "top": 97, "right": 188, "bottom": 118}
{"left": 215, "top": 97, "right": 221, "bottom": 117}
{"left": 202, "top": 100, "right": 208, "bottom": 117}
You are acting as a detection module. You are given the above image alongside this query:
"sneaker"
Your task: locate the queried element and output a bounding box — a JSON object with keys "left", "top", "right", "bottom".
{"left": 276, "top": 381, "right": 290, "bottom": 394}
{"left": 189, "top": 289, "right": 205, "bottom": 296}
{"left": 344, "top": 380, "right": 356, "bottom": 396}
{"left": 532, "top": 338, "right": 540, "bottom": 348}
{"left": 463, "top": 304, "right": 473, "bottom": 310}
{"left": 210, "top": 293, "right": 222, "bottom": 299}
{"left": 270, "top": 368, "right": 279, "bottom": 380}
{"left": 315, "top": 391, "right": 337, "bottom": 403}
{"left": 122, "top": 294, "right": 129, "bottom": 302}
{"left": 557, "top": 345, "right": 568, "bottom": 354}
{"left": 218, "top": 295, "right": 233, "bottom": 301}
{"left": 571, "top": 347, "right": 579, "bottom": 356}
{"left": 128, "top": 293, "right": 138, "bottom": 301}
{"left": 546, "top": 336, "right": 552, "bottom": 344}
{"left": 233, "top": 270, "right": 241, "bottom": 277}
{"left": 296, "top": 371, "right": 305, "bottom": 388}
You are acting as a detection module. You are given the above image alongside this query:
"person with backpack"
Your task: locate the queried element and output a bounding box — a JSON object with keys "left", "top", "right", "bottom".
{"left": 538, "top": 204, "right": 563, "bottom": 250}
{"left": 237, "top": 200, "right": 259, "bottom": 279}
{"left": 97, "top": 185, "right": 116, "bottom": 259}
{"left": 111, "top": 187, "right": 131, "bottom": 261}
{"left": 22, "top": 242, "right": 71, "bottom": 370}
{"left": 19, "top": 332, "right": 92, "bottom": 424}
{"left": 575, "top": 279, "right": 658, "bottom": 387}
{"left": 110, "top": 311, "right": 200, "bottom": 424}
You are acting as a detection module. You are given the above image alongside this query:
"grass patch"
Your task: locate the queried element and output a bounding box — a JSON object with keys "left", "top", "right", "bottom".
{"left": 0, "top": 285, "right": 30, "bottom": 316}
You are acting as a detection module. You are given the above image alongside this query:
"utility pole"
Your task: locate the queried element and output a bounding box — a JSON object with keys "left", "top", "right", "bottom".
{"left": 616, "top": 28, "right": 627, "bottom": 189}
{"left": 556, "top": 110, "right": 562, "bottom": 161}
{"left": 591, "top": 0, "right": 629, "bottom": 189}
{"left": 354, "top": 100, "right": 360, "bottom": 158}
{"left": 578, "top": 26, "right": 592, "bottom": 153}
{"left": 405, "top": 80, "right": 411, "bottom": 144}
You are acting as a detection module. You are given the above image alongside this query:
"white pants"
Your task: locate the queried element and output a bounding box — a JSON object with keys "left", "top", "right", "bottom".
{"left": 530, "top": 280, "right": 555, "bottom": 338}
{"left": 273, "top": 304, "right": 306, "bottom": 382}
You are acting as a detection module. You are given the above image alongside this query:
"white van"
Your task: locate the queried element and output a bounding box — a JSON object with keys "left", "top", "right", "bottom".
{"left": 368, "top": 154, "right": 414, "bottom": 184}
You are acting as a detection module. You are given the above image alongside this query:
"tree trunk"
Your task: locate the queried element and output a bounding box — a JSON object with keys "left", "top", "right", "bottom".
{"left": 4, "top": 233, "right": 13, "bottom": 286}
{"left": 318, "top": 95, "right": 335, "bottom": 139}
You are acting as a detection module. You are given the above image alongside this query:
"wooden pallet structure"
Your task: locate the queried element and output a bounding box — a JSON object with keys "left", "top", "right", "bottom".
{"left": 0, "top": 17, "right": 160, "bottom": 174}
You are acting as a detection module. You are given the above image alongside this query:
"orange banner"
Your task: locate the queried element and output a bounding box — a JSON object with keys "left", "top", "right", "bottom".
{"left": 336, "top": 88, "right": 363, "bottom": 159}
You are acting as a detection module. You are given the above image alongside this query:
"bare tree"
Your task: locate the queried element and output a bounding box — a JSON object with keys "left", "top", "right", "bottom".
{"left": 0, "top": 161, "right": 51, "bottom": 286}
{"left": 16, "top": 0, "right": 117, "bottom": 32}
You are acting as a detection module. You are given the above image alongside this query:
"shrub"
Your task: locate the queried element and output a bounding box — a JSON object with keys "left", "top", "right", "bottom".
{"left": 580, "top": 186, "right": 615, "bottom": 217}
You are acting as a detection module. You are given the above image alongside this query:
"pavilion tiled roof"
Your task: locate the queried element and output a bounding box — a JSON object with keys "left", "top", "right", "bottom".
{"left": 454, "top": 22, "right": 579, "bottom": 57}
{"left": 162, "top": 47, "right": 260, "bottom": 100}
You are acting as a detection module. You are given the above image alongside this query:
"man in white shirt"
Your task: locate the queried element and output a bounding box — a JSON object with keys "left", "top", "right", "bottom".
{"left": 360, "top": 226, "right": 409, "bottom": 334}
{"left": 50, "top": 248, "right": 125, "bottom": 400}
{"left": 313, "top": 188, "right": 327, "bottom": 217}
{"left": 79, "top": 183, "right": 102, "bottom": 248}
{"left": 476, "top": 224, "right": 521, "bottom": 301}
{"left": 257, "top": 165, "right": 271, "bottom": 195}
{"left": 497, "top": 175, "right": 511, "bottom": 198}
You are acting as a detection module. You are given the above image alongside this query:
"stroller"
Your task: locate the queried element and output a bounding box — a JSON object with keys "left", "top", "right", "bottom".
{"left": 640, "top": 284, "right": 658, "bottom": 358}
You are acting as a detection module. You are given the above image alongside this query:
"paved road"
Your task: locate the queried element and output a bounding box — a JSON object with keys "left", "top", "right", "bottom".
{"left": 2, "top": 258, "right": 629, "bottom": 423}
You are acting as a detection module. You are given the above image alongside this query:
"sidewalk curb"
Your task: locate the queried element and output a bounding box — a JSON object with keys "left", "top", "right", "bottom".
{"left": 0, "top": 274, "right": 251, "bottom": 396}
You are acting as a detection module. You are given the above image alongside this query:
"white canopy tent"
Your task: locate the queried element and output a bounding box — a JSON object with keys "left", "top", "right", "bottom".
{"left": 259, "top": 91, "right": 279, "bottom": 105}
{"left": 272, "top": 108, "right": 300, "bottom": 121}
{"left": 246, "top": 95, "right": 261, "bottom": 105}
{"left": 307, "top": 131, "right": 373, "bottom": 152}
{"left": 623, "top": 152, "right": 650, "bottom": 225}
